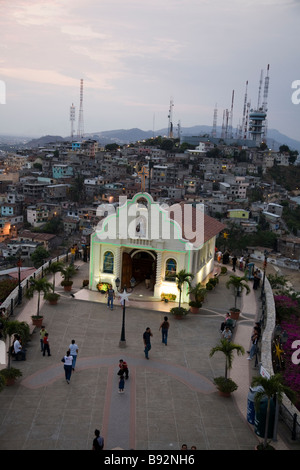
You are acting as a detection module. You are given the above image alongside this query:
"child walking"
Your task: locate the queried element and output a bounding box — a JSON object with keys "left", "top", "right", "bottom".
{"left": 118, "top": 374, "right": 125, "bottom": 393}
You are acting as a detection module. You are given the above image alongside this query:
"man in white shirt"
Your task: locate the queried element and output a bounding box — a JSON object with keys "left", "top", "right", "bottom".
{"left": 69, "top": 339, "right": 78, "bottom": 371}
{"left": 13, "top": 334, "right": 26, "bottom": 360}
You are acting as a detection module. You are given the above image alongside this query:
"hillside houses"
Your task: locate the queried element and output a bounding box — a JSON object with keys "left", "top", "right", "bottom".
{"left": 0, "top": 135, "right": 298, "bottom": 266}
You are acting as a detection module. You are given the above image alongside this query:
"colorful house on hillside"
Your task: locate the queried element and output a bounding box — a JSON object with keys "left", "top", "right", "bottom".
{"left": 89, "top": 193, "right": 225, "bottom": 303}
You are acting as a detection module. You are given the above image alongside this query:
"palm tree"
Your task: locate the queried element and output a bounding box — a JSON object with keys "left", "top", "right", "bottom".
{"left": 226, "top": 275, "right": 250, "bottom": 310}
{"left": 188, "top": 282, "right": 207, "bottom": 304}
{"left": 26, "top": 277, "right": 52, "bottom": 318}
{"left": 210, "top": 338, "right": 245, "bottom": 379}
{"left": 251, "top": 373, "right": 296, "bottom": 449}
{"left": 175, "top": 269, "right": 194, "bottom": 307}
{"left": 45, "top": 261, "right": 64, "bottom": 293}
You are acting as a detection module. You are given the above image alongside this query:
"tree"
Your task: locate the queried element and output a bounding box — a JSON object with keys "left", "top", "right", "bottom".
{"left": 251, "top": 373, "right": 296, "bottom": 449}
{"left": 26, "top": 277, "right": 52, "bottom": 318}
{"left": 45, "top": 261, "right": 64, "bottom": 292}
{"left": 210, "top": 338, "right": 245, "bottom": 379}
{"left": 226, "top": 275, "right": 250, "bottom": 310}
{"left": 175, "top": 269, "right": 194, "bottom": 308}
{"left": 188, "top": 282, "right": 207, "bottom": 303}
{"left": 31, "top": 246, "right": 50, "bottom": 268}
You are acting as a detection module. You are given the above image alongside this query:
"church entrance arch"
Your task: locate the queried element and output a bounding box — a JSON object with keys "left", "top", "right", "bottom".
{"left": 129, "top": 250, "right": 156, "bottom": 288}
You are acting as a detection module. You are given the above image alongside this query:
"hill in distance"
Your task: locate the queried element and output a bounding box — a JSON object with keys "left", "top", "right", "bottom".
{"left": 2, "top": 126, "right": 300, "bottom": 152}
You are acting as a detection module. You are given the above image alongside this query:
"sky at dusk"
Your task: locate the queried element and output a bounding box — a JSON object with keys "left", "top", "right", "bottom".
{"left": 0, "top": 0, "right": 300, "bottom": 141}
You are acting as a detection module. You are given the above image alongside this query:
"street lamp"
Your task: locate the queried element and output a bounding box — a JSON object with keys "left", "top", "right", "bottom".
{"left": 115, "top": 276, "right": 136, "bottom": 348}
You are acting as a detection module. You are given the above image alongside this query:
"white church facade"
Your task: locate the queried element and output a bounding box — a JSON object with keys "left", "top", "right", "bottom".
{"left": 89, "top": 193, "right": 224, "bottom": 304}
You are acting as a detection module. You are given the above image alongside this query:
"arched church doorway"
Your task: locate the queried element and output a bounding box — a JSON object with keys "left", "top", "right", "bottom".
{"left": 121, "top": 250, "right": 156, "bottom": 292}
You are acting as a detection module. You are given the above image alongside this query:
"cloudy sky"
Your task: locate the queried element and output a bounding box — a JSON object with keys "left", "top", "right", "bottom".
{"left": 0, "top": 0, "right": 299, "bottom": 141}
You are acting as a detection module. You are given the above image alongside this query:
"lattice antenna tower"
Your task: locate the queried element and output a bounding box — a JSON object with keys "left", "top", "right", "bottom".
{"left": 168, "top": 98, "right": 174, "bottom": 138}
{"left": 262, "top": 64, "right": 270, "bottom": 142}
{"left": 240, "top": 80, "right": 248, "bottom": 140}
{"left": 77, "top": 79, "right": 84, "bottom": 140}
{"left": 228, "top": 90, "right": 234, "bottom": 139}
{"left": 211, "top": 104, "right": 218, "bottom": 138}
{"left": 70, "top": 103, "right": 75, "bottom": 141}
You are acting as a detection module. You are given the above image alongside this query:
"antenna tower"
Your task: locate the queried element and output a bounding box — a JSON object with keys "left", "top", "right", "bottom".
{"left": 211, "top": 104, "right": 218, "bottom": 138}
{"left": 228, "top": 90, "right": 234, "bottom": 139}
{"left": 77, "top": 79, "right": 84, "bottom": 140}
{"left": 221, "top": 110, "right": 226, "bottom": 139}
{"left": 168, "top": 98, "right": 174, "bottom": 138}
{"left": 240, "top": 81, "right": 248, "bottom": 139}
{"left": 70, "top": 103, "right": 75, "bottom": 141}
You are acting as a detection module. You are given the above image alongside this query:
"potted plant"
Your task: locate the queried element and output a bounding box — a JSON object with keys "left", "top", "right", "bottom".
{"left": 226, "top": 275, "right": 250, "bottom": 319}
{"left": 212, "top": 376, "right": 238, "bottom": 396}
{"left": 220, "top": 266, "right": 228, "bottom": 275}
{"left": 26, "top": 277, "right": 53, "bottom": 326}
{"left": 251, "top": 373, "right": 296, "bottom": 450}
{"left": 161, "top": 293, "right": 176, "bottom": 303}
{"left": 82, "top": 279, "right": 89, "bottom": 288}
{"left": 0, "top": 367, "right": 22, "bottom": 386}
{"left": 96, "top": 282, "right": 111, "bottom": 294}
{"left": 45, "top": 292, "right": 60, "bottom": 305}
{"left": 45, "top": 261, "right": 65, "bottom": 293}
{"left": 60, "top": 263, "right": 77, "bottom": 291}
{"left": 170, "top": 306, "right": 189, "bottom": 319}
{"left": 189, "top": 283, "right": 206, "bottom": 303}
{"left": 209, "top": 338, "right": 245, "bottom": 396}
{"left": 175, "top": 269, "right": 194, "bottom": 308}
{"left": 189, "top": 300, "right": 202, "bottom": 314}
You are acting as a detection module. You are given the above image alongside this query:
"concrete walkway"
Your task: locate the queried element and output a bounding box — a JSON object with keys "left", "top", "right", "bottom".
{"left": 0, "top": 260, "right": 295, "bottom": 450}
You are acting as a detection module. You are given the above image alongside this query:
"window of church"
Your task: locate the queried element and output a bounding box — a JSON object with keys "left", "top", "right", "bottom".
{"left": 103, "top": 251, "right": 114, "bottom": 273}
{"left": 165, "top": 258, "right": 177, "bottom": 282}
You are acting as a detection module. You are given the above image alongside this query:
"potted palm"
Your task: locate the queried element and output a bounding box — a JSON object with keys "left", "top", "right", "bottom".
{"left": 188, "top": 283, "right": 206, "bottom": 313}
{"left": 60, "top": 263, "right": 77, "bottom": 291}
{"left": 209, "top": 338, "right": 245, "bottom": 396}
{"left": 226, "top": 275, "right": 250, "bottom": 319}
{"left": 251, "top": 373, "right": 296, "bottom": 450}
{"left": 175, "top": 269, "right": 194, "bottom": 308}
{"left": 45, "top": 261, "right": 65, "bottom": 293}
{"left": 26, "top": 276, "right": 53, "bottom": 325}
{"left": 170, "top": 306, "right": 189, "bottom": 319}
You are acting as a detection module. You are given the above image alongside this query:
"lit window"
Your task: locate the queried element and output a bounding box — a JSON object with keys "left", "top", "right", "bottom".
{"left": 165, "top": 258, "right": 177, "bottom": 282}
{"left": 103, "top": 251, "right": 114, "bottom": 274}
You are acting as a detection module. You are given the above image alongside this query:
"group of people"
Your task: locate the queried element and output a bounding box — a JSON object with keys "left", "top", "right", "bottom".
{"left": 143, "top": 316, "right": 170, "bottom": 359}
{"left": 220, "top": 312, "right": 235, "bottom": 341}
{"left": 12, "top": 334, "right": 26, "bottom": 361}
{"left": 181, "top": 444, "right": 197, "bottom": 450}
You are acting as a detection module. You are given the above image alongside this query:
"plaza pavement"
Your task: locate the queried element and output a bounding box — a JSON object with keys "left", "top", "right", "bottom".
{"left": 0, "top": 260, "right": 295, "bottom": 450}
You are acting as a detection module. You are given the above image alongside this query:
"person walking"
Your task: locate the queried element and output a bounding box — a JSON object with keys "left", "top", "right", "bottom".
{"left": 232, "top": 254, "right": 237, "bottom": 272}
{"left": 62, "top": 350, "right": 73, "bottom": 383}
{"left": 69, "top": 339, "right": 79, "bottom": 371}
{"left": 106, "top": 286, "right": 115, "bottom": 310}
{"left": 143, "top": 327, "right": 153, "bottom": 359}
{"left": 39, "top": 326, "right": 47, "bottom": 352}
{"left": 159, "top": 316, "right": 170, "bottom": 345}
{"left": 43, "top": 333, "right": 51, "bottom": 357}
{"left": 118, "top": 374, "right": 125, "bottom": 393}
{"left": 92, "top": 429, "right": 104, "bottom": 450}
{"left": 118, "top": 359, "right": 129, "bottom": 379}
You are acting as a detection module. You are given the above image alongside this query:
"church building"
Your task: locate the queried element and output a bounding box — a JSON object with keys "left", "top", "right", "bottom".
{"left": 89, "top": 193, "right": 225, "bottom": 304}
